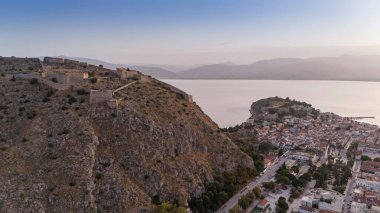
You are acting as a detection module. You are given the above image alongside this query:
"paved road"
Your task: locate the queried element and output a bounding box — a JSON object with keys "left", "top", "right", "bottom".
{"left": 343, "top": 159, "right": 360, "bottom": 213}
{"left": 216, "top": 152, "right": 291, "bottom": 213}
{"left": 340, "top": 137, "right": 352, "bottom": 162}
{"left": 343, "top": 178, "right": 355, "bottom": 213}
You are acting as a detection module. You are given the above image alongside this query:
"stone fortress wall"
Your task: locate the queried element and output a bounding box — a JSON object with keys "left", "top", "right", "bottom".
{"left": 2, "top": 57, "right": 192, "bottom": 108}
{"left": 116, "top": 67, "right": 150, "bottom": 82}
{"left": 44, "top": 57, "right": 87, "bottom": 70}
{"left": 43, "top": 68, "right": 89, "bottom": 84}
{"left": 44, "top": 71, "right": 69, "bottom": 84}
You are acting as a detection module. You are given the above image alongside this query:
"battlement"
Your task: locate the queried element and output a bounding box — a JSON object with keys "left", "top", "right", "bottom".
{"left": 116, "top": 67, "right": 140, "bottom": 79}
{"left": 43, "top": 57, "right": 88, "bottom": 69}
{"left": 43, "top": 57, "right": 64, "bottom": 64}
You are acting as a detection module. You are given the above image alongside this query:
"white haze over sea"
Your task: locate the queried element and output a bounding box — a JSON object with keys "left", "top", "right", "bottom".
{"left": 163, "top": 80, "right": 380, "bottom": 128}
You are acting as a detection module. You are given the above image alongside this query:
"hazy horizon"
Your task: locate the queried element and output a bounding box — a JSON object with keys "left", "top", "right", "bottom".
{"left": 51, "top": 52, "right": 380, "bottom": 68}
{"left": 1, "top": 0, "right": 380, "bottom": 65}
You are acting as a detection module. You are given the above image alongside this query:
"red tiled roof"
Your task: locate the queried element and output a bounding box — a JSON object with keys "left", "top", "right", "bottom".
{"left": 372, "top": 198, "right": 380, "bottom": 207}
{"left": 361, "top": 161, "right": 380, "bottom": 173}
{"left": 300, "top": 205, "right": 314, "bottom": 212}
{"left": 353, "top": 196, "right": 366, "bottom": 204}
{"left": 258, "top": 199, "right": 269, "bottom": 207}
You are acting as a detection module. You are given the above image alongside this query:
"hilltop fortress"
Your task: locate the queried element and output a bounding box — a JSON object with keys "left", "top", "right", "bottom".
{"left": 0, "top": 56, "right": 253, "bottom": 212}
{"left": 0, "top": 56, "right": 193, "bottom": 107}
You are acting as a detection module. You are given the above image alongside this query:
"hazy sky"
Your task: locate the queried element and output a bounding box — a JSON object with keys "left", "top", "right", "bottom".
{"left": 1, "top": 0, "right": 380, "bottom": 65}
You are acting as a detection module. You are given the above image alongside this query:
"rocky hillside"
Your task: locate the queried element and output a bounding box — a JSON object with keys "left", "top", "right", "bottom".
{"left": 0, "top": 58, "right": 253, "bottom": 212}
{"left": 248, "top": 97, "right": 320, "bottom": 126}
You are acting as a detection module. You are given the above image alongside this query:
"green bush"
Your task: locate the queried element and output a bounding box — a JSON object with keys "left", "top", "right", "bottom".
{"left": 26, "top": 111, "right": 36, "bottom": 119}
{"left": 189, "top": 166, "right": 255, "bottom": 212}
{"left": 95, "top": 172, "right": 102, "bottom": 180}
{"left": 361, "top": 155, "right": 371, "bottom": 161}
{"left": 90, "top": 77, "right": 97, "bottom": 84}
{"left": 29, "top": 78, "right": 39, "bottom": 85}
{"left": 276, "top": 197, "right": 288, "bottom": 213}
{"left": 263, "top": 181, "right": 276, "bottom": 190}
{"left": 76, "top": 89, "right": 89, "bottom": 95}
{"left": 67, "top": 96, "right": 77, "bottom": 104}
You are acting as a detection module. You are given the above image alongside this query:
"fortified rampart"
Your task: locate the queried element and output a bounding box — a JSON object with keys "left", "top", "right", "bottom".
{"left": 43, "top": 57, "right": 64, "bottom": 64}
{"left": 43, "top": 57, "right": 88, "bottom": 69}
{"left": 116, "top": 67, "right": 145, "bottom": 80}
{"left": 42, "top": 68, "right": 89, "bottom": 84}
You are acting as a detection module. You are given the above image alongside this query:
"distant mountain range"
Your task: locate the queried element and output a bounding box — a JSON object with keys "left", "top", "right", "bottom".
{"left": 58, "top": 55, "right": 380, "bottom": 81}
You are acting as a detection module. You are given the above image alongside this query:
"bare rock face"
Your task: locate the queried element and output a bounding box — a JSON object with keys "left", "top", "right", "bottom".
{"left": 0, "top": 60, "right": 253, "bottom": 212}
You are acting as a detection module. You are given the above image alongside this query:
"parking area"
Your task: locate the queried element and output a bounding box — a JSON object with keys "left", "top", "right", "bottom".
{"left": 265, "top": 187, "right": 291, "bottom": 213}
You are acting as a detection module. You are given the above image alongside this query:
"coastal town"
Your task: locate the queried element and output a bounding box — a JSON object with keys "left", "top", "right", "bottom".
{"left": 220, "top": 97, "right": 380, "bottom": 213}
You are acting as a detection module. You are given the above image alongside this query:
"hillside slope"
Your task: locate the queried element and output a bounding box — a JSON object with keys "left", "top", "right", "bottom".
{"left": 0, "top": 58, "right": 253, "bottom": 212}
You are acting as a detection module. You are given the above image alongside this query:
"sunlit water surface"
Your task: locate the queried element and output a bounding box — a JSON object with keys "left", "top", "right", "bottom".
{"left": 163, "top": 80, "right": 380, "bottom": 128}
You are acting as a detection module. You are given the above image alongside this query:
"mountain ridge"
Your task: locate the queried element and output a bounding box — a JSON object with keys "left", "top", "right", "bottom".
{"left": 55, "top": 55, "right": 380, "bottom": 81}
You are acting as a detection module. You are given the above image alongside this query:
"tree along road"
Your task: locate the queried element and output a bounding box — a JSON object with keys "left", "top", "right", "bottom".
{"left": 216, "top": 152, "right": 291, "bottom": 213}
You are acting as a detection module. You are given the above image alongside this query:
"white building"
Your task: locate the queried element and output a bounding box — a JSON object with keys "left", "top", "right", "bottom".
{"left": 291, "top": 151, "right": 317, "bottom": 162}
{"left": 356, "top": 178, "right": 380, "bottom": 191}
{"left": 298, "top": 189, "right": 344, "bottom": 213}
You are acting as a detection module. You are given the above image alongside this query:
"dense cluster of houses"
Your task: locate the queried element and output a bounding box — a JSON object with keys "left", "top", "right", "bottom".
{"left": 252, "top": 111, "right": 378, "bottom": 158}
{"left": 350, "top": 141, "right": 380, "bottom": 213}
